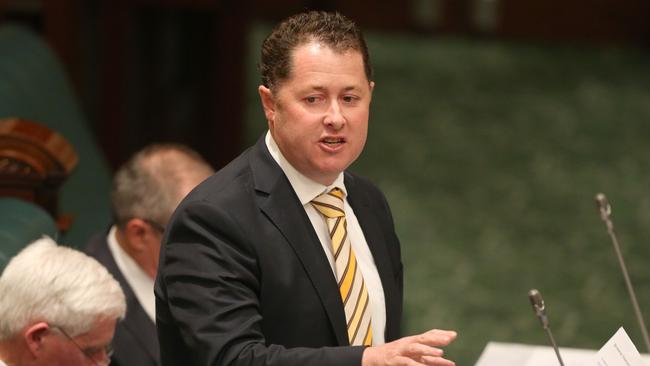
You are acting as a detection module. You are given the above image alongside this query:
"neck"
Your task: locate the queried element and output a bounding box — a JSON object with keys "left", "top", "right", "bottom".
{"left": 114, "top": 228, "right": 156, "bottom": 279}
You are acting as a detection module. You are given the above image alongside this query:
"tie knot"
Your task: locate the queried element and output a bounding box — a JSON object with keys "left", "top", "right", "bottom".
{"left": 311, "top": 188, "right": 345, "bottom": 218}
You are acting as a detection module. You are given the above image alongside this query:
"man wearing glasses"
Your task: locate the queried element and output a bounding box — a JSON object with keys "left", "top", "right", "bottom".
{"left": 0, "top": 236, "right": 126, "bottom": 366}
{"left": 85, "top": 144, "right": 214, "bottom": 366}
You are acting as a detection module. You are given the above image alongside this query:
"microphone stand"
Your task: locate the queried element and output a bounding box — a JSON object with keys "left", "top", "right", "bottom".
{"left": 528, "top": 289, "right": 565, "bottom": 366}
{"left": 595, "top": 193, "right": 650, "bottom": 353}
{"left": 545, "top": 328, "right": 564, "bottom": 366}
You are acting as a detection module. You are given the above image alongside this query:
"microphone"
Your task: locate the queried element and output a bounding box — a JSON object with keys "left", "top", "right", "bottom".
{"left": 595, "top": 193, "right": 650, "bottom": 352}
{"left": 528, "top": 289, "right": 565, "bottom": 366}
{"left": 595, "top": 193, "right": 613, "bottom": 231}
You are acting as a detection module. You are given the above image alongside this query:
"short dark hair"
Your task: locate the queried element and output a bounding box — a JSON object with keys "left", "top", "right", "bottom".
{"left": 111, "top": 143, "right": 214, "bottom": 227}
{"left": 259, "top": 11, "right": 373, "bottom": 89}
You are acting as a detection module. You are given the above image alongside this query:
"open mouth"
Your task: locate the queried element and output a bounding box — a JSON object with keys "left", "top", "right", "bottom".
{"left": 321, "top": 137, "right": 345, "bottom": 145}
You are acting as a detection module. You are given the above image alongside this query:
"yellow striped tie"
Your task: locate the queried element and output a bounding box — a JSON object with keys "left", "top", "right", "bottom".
{"left": 311, "top": 188, "right": 373, "bottom": 346}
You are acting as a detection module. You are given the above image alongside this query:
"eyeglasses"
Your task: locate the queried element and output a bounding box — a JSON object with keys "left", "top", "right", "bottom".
{"left": 51, "top": 326, "right": 113, "bottom": 366}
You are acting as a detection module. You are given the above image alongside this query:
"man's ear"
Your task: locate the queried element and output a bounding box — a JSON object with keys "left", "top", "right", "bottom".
{"left": 123, "top": 218, "right": 150, "bottom": 252}
{"left": 369, "top": 81, "right": 375, "bottom": 102}
{"left": 258, "top": 85, "right": 276, "bottom": 127}
{"left": 24, "top": 322, "right": 49, "bottom": 356}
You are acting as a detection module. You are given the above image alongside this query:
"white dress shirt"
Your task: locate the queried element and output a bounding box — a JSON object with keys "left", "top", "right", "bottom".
{"left": 265, "top": 131, "right": 386, "bottom": 345}
{"left": 107, "top": 226, "right": 156, "bottom": 322}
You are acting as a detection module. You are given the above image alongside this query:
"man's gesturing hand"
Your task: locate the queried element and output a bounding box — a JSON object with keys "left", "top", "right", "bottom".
{"left": 361, "top": 329, "right": 457, "bottom": 366}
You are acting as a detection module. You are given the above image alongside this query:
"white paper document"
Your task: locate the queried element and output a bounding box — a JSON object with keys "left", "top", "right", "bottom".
{"left": 475, "top": 327, "right": 650, "bottom": 366}
{"left": 591, "top": 327, "right": 643, "bottom": 366}
{"left": 524, "top": 346, "right": 596, "bottom": 366}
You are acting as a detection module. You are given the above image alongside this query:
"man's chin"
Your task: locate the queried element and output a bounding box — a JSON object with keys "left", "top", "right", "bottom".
{"left": 316, "top": 164, "right": 352, "bottom": 182}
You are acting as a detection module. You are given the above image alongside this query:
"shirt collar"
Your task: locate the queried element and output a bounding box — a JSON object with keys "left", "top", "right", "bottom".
{"left": 107, "top": 226, "right": 156, "bottom": 322}
{"left": 265, "top": 131, "right": 346, "bottom": 205}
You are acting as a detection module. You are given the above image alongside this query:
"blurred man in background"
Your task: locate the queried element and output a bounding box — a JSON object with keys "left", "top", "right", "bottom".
{"left": 86, "top": 143, "right": 214, "bottom": 366}
{"left": 0, "top": 236, "right": 126, "bottom": 366}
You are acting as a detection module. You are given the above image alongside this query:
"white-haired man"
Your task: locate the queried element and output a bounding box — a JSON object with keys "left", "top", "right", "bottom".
{"left": 0, "top": 236, "right": 126, "bottom": 366}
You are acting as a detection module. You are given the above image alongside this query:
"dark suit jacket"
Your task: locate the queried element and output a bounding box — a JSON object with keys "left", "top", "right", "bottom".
{"left": 154, "top": 136, "right": 403, "bottom": 366}
{"left": 86, "top": 233, "right": 161, "bottom": 366}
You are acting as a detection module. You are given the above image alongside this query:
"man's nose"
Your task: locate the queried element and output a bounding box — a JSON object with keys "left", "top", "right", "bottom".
{"left": 323, "top": 101, "right": 345, "bottom": 129}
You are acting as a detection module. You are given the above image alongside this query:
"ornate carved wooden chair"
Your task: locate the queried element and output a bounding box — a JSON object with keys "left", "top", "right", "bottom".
{"left": 0, "top": 23, "right": 112, "bottom": 248}
{"left": 0, "top": 118, "right": 77, "bottom": 221}
{"left": 0, "top": 118, "right": 74, "bottom": 270}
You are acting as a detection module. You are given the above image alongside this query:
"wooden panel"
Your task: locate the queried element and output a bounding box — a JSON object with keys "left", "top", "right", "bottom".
{"left": 95, "top": 0, "right": 249, "bottom": 169}
{"left": 496, "top": 0, "right": 650, "bottom": 43}
{"left": 0, "top": 118, "right": 77, "bottom": 226}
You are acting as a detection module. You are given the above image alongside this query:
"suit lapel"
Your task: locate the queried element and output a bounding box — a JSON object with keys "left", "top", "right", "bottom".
{"left": 120, "top": 298, "right": 160, "bottom": 363}
{"left": 345, "top": 174, "right": 400, "bottom": 341}
{"left": 250, "top": 138, "right": 350, "bottom": 346}
{"left": 93, "top": 238, "right": 160, "bottom": 363}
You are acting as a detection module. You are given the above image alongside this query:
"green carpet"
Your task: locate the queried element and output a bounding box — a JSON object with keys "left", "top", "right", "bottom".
{"left": 245, "top": 24, "right": 650, "bottom": 365}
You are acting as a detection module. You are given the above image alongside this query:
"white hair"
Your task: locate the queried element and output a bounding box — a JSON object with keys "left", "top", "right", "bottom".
{"left": 0, "top": 237, "right": 126, "bottom": 340}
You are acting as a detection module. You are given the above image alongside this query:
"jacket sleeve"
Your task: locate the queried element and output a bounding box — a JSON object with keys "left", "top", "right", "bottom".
{"left": 155, "top": 199, "right": 365, "bottom": 366}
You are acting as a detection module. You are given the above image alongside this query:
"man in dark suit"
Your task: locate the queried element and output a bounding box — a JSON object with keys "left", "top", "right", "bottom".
{"left": 155, "top": 11, "right": 457, "bottom": 366}
{"left": 86, "top": 144, "right": 213, "bottom": 366}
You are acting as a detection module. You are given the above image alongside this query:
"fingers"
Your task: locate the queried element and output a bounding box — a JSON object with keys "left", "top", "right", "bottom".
{"left": 406, "top": 329, "right": 457, "bottom": 366}
{"left": 389, "top": 356, "right": 450, "bottom": 366}
{"left": 393, "top": 354, "right": 455, "bottom": 366}
{"left": 421, "top": 355, "right": 456, "bottom": 366}
{"left": 413, "top": 329, "right": 457, "bottom": 347}
{"left": 361, "top": 329, "right": 458, "bottom": 366}
{"left": 403, "top": 343, "right": 444, "bottom": 359}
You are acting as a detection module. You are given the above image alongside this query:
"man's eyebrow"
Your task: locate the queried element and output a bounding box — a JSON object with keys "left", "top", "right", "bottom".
{"left": 304, "top": 85, "right": 361, "bottom": 92}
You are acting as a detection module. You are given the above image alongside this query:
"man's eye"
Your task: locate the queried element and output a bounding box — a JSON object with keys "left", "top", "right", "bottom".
{"left": 305, "top": 96, "right": 319, "bottom": 103}
{"left": 342, "top": 95, "right": 357, "bottom": 103}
